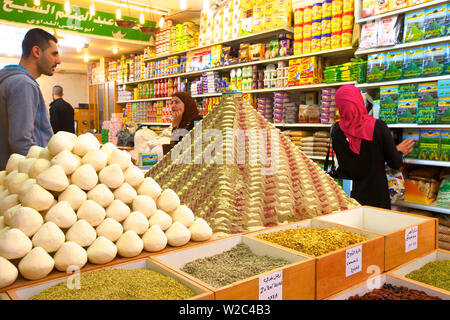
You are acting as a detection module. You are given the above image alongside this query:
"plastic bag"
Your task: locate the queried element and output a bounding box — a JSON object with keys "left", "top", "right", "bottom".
{"left": 359, "top": 21, "right": 378, "bottom": 50}
{"left": 377, "top": 15, "right": 403, "bottom": 47}
{"left": 435, "top": 176, "right": 450, "bottom": 207}
{"left": 386, "top": 166, "right": 405, "bottom": 202}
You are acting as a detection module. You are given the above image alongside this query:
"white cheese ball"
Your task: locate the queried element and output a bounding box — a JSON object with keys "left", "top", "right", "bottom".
{"left": 171, "top": 205, "right": 195, "bottom": 228}
{"left": 9, "top": 206, "right": 43, "bottom": 237}
{"left": 142, "top": 225, "right": 167, "bottom": 252}
{"left": 54, "top": 241, "right": 87, "bottom": 272}
{"left": 137, "top": 177, "right": 162, "bottom": 199}
{"left": 0, "top": 256, "right": 18, "bottom": 289}
{"left": 72, "top": 134, "right": 98, "bottom": 157}
{"left": 0, "top": 194, "right": 19, "bottom": 215}
{"left": 28, "top": 158, "right": 51, "bottom": 179}
{"left": 156, "top": 189, "right": 180, "bottom": 213}
{"left": 18, "top": 158, "right": 37, "bottom": 175}
{"left": 6, "top": 154, "right": 25, "bottom": 173}
{"left": 47, "top": 133, "right": 74, "bottom": 156}
{"left": 70, "top": 164, "right": 98, "bottom": 191}
{"left": 77, "top": 200, "right": 106, "bottom": 227}
{"left": 105, "top": 200, "right": 130, "bottom": 222}
{"left": 165, "top": 221, "right": 191, "bottom": 247}
{"left": 18, "top": 178, "right": 36, "bottom": 202}
{"left": 32, "top": 222, "right": 65, "bottom": 253}
{"left": 0, "top": 228, "right": 32, "bottom": 259}
{"left": 132, "top": 195, "right": 157, "bottom": 218}
{"left": 148, "top": 210, "right": 172, "bottom": 231}
{"left": 116, "top": 230, "right": 143, "bottom": 258}
{"left": 189, "top": 218, "right": 213, "bottom": 242}
{"left": 113, "top": 183, "right": 137, "bottom": 204}
{"left": 58, "top": 131, "right": 78, "bottom": 145}
{"left": 85, "top": 132, "right": 101, "bottom": 149}
{"left": 18, "top": 247, "right": 54, "bottom": 280}
{"left": 58, "top": 184, "right": 87, "bottom": 211}
{"left": 36, "top": 165, "right": 69, "bottom": 192}
{"left": 0, "top": 217, "right": 4, "bottom": 230}
{"left": 107, "top": 149, "right": 131, "bottom": 171}
{"left": 3, "top": 170, "right": 18, "bottom": 190}
{"left": 87, "top": 184, "right": 114, "bottom": 208}
{"left": 123, "top": 211, "right": 149, "bottom": 235}
{"left": 98, "top": 164, "right": 124, "bottom": 189}
{"left": 7, "top": 172, "right": 28, "bottom": 194}
{"left": 82, "top": 149, "right": 108, "bottom": 172}
{"left": 95, "top": 218, "right": 123, "bottom": 242}
{"left": 87, "top": 236, "right": 117, "bottom": 265}
{"left": 51, "top": 150, "right": 81, "bottom": 175}
{"left": 0, "top": 171, "right": 6, "bottom": 186}
{"left": 26, "top": 146, "right": 44, "bottom": 159}
{"left": 44, "top": 201, "right": 77, "bottom": 229}
{"left": 124, "top": 165, "right": 144, "bottom": 187}
{"left": 39, "top": 148, "right": 52, "bottom": 161}
{"left": 65, "top": 219, "right": 97, "bottom": 247}
{"left": 100, "top": 143, "right": 117, "bottom": 157}
{"left": 3, "top": 204, "right": 21, "bottom": 225}
{"left": 21, "top": 184, "right": 54, "bottom": 212}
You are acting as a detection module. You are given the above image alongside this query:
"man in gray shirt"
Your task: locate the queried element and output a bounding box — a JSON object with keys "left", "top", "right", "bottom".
{"left": 0, "top": 28, "right": 61, "bottom": 170}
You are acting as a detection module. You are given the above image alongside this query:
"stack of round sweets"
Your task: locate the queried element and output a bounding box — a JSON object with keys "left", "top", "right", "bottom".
{"left": 0, "top": 131, "right": 213, "bottom": 289}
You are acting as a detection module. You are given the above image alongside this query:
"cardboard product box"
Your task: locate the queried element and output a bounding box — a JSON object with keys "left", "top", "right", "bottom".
{"left": 417, "top": 82, "right": 438, "bottom": 124}
{"left": 439, "top": 130, "right": 450, "bottom": 161}
{"left": 402, "top": 129, "right": 420, "bottom": 158}
{"left": 315, "top": 206, "right": 438, "bottom": 271}
{"left": 397, "top": 99, "right": 418, "bottom": 123}
{"left": 437, "top": 98, "right": 450, "bottom": 124}
{"left": 418, "top": 129, "right": 441, "bottom": 160}
{"left": 300, "top": 56, "right": 321, "bottom": 85}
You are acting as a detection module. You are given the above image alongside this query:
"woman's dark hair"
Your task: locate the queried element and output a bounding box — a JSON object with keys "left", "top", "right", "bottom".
{"left": 22, "top": 28, "right": 58, "bottom": 58}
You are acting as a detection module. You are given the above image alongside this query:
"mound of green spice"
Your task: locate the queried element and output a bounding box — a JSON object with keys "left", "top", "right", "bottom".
{"left": 405, "top": 260, "right": 450, "bottom": 291}
{"left": 30, "top": 269, "right": 196, "bottom": 300}
{"left": 181, "top": 243, "right": 291, "bottom": 288}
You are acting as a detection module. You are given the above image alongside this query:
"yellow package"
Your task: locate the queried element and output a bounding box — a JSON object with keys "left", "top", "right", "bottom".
{"left": 322, "top": 0, "right": 332, "bottom": 17}
{"left": 304, "top": 5, "right": 313, "bottom": 23}
{"left": 362, "top": 0, "right": 375, "bottom": 17}
{"left": 312, "top": 1, "right": 322, "bottom": 20}
{"left": 295, "top": 7, "right": 304, "bottom": 24}
{"left": 300, "top": 57, "right": 320, "bottom": 85}
{"left": 252, "top": 5, "right": 265, "bottom": 32}
{"left": 312, "top": 19, "right": 322, "bottom": 36}
{"left": 294, "top": 24, "right": 303, "bottom": 40}
{"left": 394, "top": 0, "right": 408, "bottom": 9}
{"left": 375, "top": 0, "right": 390, "bottom": 15}
{"left": 276, "top": 10, "right": 292, "bottom": 27}
{"left": 303, "top": 22, "right": 312, "bottom": 38}
{"left": 332, "top": 0, "right": 343, "bottom": 15}
{"left": 321, "top": 33, "right": 331, "bottom": 50}
{"left": 312, "top": 36, "right": 321, "bottom": 52}
{"left": 331, "top": 15, "right": 342, "bottom": 33}
{"left": 321, "top": 17, "right": 331, "bottom": 34}
{"left": 342, "top": 12, "right": 353, "bottom": 30}
{"left": 343, "top": 0, "right": 354, "bottom": 13}
{"left": 294, "top": 39, "right": 303, "bottom": 55}
{"left": 341, "top": 29, "right": 352, "bottom": 47}
{"left": 241, "top": 0, "right": 253, "bottom": 10}
{"left": 303, "top": 37, "right": 312, "bottom": 53}
{"left": 331, "top": 31, "right": 341, "bottom": 48}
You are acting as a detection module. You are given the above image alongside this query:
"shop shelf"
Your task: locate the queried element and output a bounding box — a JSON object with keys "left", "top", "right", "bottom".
{"left": 274, "top": 123, "right": 333, "bottom": 128}
{"left": 138, "top": 122, "right": 171, "bottom": 126}
{"left": 315, "top": 206, "right": 438, "bottom": 271}
{"left": 246, "top": 219, "right": 385, "bottom": 300}
{"left": 392, "top": 200, "right": 450, "bottom": 215}
{"left": 402, "top": 158, "right": 450, "bottom": 167}
{"left": 6, "top": 258, "right": 213, "bottom": 300}
{"left": 117, "top": 97, "right": 171, "bottom": 103}
{"left": 356, "top": 75, "right": 450, "bottom": 89}
{"left": 387, "top": 123, "right": 450, "bottom": 129}
{"left": 153, "top": 235, "right": 316, "bottom": 300}
{"left": 356, "top": 0, "right": 450, "bottom": 24}
{"left": 191, "top": 92, "right": 223, "bottom": 98}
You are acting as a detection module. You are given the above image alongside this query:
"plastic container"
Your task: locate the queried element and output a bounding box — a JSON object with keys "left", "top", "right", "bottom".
{"left": 312, "top": 36, "right": 322, "bottom": 52}
{"left": 312, "top": 19, "right": 322, "bottom": 36}
{"left": 341, "top": 29, "right": 352, "bottom": 47}
{"left": 331, "top": 31, "right": 341, "bottom": 49}
{"left": 321, "top": 33, "right": 331, "bottom": 50}
{"left": 331, "top": 15, "right": 342, "bottom": 33}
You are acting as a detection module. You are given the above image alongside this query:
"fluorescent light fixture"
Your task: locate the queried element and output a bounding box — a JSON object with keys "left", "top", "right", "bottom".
{"left": 116, "top": 8, "right": 121, "bottom": 19}
{"left": 34, "top": 0, "right": 40, "bottom": 6}
{"left": 64, "top": 0, "right": 70, "bottom": 14}
{"left": 94, "top": 0, "right": 169, "bottom": 16}
{"left": 203, "top": 0, "right": 209, "bottom": 10}
{"left": 112, "top": 47, "right": 118, "bottom": 54}
{"left": 76, "top": 47, "right": 82, "bottom": 52}
{"left": 58, "top": 33, "right": 88, "bottom": 50}
{"left": 180, "top": 0, "right": 187, "bottom": 10}
{"left": 84, "top": 54, "right": 89, "bottom": 62}
{"left": 90, "top": 3, "right": 95, "bottom": 16}
{"left": 0, "top": 25, "right": 27, "bottom": 57}
{"left": 140, "top": 12, "right": 145, "bottom": 24}
{"left": 159, "top": 16, "right": 165, "bottom": 28}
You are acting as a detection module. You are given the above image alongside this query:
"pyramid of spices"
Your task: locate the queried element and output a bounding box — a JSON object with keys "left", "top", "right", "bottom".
{"left": 146, "top": 93, "right": 360, "bottom": 237}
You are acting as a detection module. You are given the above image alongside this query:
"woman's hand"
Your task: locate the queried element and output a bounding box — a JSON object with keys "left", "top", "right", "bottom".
{"left": 172, "top": 110, "right": 182, "bottom": 127}
{"left": 397, "top": 139, "right": 415, "bottom": 155}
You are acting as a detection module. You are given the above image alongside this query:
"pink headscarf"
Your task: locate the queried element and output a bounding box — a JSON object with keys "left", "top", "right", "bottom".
{"left": 335, "top": 85, "right": 376, "bottom": 155}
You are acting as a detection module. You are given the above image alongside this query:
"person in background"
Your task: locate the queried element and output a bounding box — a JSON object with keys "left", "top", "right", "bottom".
{"left": 163, "top": 92, "right": 203, "bottom": 155}
{"left": 0, "top": 28, "right": 61, "bottom": 170}
{"left": 331, "top": 84, "right": 415, "bottom": 209}
{"left": 49, "top": 85, "right": 75, "bottom": 134}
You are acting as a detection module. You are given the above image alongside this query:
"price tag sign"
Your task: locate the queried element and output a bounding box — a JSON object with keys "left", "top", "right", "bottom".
{"left": 259, "top": 270, "right": 282, "bottom": 300}
{"left": 346, "top": 245, "right": 362, "bottom": 277}
{"left": 405, "top": 226, "right": 418, "bottom": 253}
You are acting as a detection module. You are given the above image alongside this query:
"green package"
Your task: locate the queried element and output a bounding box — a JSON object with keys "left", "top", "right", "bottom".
{"left": 397, "top": 99, "right": 418, "bottom": 123}
{"left": 418, "top": 130, "right": 441, "bottom": 160}
{"left": 399, "top": 83, "right": 418, "bottom": 99}
{"left": 379, "top": 107, "right": 398, "bottom": 123}
{"left": 437, "top": 97, "right": 450, "bottom": 124}
{"left": 423, "top": 44, "right": 445, "bottom": 77}
{"left": 367, "top": 53, "right": 385, "bottom": 83}
{"left": 402, "top": 129, "right": 420, "bottom": 159}
{"left": 417, "top": 82, "right": 438, "bottom": 123}
{"left": 445, "top": 44, "right": 450, "bottom": 74}
{"left": 380, "top": 85, "right": 399, "bottom": 108}
{"left": 447, "top": 4, "right": 450, "bottom": 36}
{"left": 404, "top": 10, "right": 425, "bottom": 43}
{"left": 403, "top": 48, "right": 424, "bottom": 79}
{"left": 439, "top": 130, "right": 450, "bottom": 161}
{"left": 424, "top": 5, "right": 447, "bottom": 39}
{"left": 384, "top": 50, "right": 404, "bottom": 81}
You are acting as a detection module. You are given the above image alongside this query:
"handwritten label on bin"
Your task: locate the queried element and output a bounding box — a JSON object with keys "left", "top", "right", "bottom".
{"left": 405, "top": 226, "right": 418, "bottom": 253}
{"left": 346, "top": 245, "right": 362, "bottom": 277}
{"left": 259, "top": 270, "right": 282, "bottom": 300}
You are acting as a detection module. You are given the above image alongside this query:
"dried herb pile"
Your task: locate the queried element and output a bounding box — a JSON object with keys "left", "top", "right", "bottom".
{"left": 256, "top": 227, "right": 368, "bottom": 256}
{"left": 405, "top": 259, "right": 450, "bottom": 291}
{"left": 181, "top": 243, "right": 291, "bottom": 288}
{"left": 30, "top": 269, "right": 196, "bottom": 300}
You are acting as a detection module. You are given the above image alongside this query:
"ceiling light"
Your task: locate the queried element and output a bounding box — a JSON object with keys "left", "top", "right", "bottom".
{"left": 180, "top": 0, "right": 187, "bottom": 10}
{"left": 93, "top": 0, "right": 169, "bottom": 16}
{"left": 34, "top": 0, "right": 40, "bottom": 6}
{"left": 57, "top": 33, "right": 88, "bottom": 50}
{"left": 64, "top": 0, "right": 70, "bottom": 14}
{"left": 140, "top": 13, "right": 145, "bottom": 24}
{"left": 84, "top": 54, "right": 89, "bottom": 63}
{"left": 116, "top": 8, "right": 121, "bottom": 20}
{"left": 76, "top": 47, "right": 82, "bottom": 52}
{"left": 90, "top": 3, "right": 95, "bottom": 16}
{"left": 112, "top": 47, "right": 118, "bottom": 54}
{"left": 159, "top": 15, "right": 165, "bottom": 28}
{"left": 203, "top": 0, "right": 209, "bottom": 11}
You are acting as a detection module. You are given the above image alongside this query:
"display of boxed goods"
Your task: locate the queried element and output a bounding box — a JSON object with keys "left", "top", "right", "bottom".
{"left": 423, "top": 44, "right": 446, "bottom": 77}
{"left": 297, "top": 131, "right": 330, "bottom": 157}
{"left": 6, "top": 258, "right": 213, "bottom": 300}
{"left": 315, "top": 206, "right": 437, "bottom": 271}
{"left": 389, "top": 249, "right": 450, "bottom": 295}
{"left": 397, "top": 98, "right": 418, "bottom": 123}
{"left": 403, "top": 129, "right": 420, "bottom": 158}
{"left": 327, "top": 274, "right": 449, "bottom": 299}
{"left": 153, "top": 235, "right": 315, "bottom": 300}
{"left": 247, "top": 219, "right": 384, "bottom": 299}
{"left": 404, "top": 166, "right": 441, "bottom": 204}
{"left": 418, "top": 129, "right": 441, "bottom": 160}
{"left": 379, "top": 85, "right": 399, "bottom": 123}
{"left": 320, "top": 87, "right": 337, "bottom": 124}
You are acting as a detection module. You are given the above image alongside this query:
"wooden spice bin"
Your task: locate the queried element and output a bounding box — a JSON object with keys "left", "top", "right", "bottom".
{"left": 326, "top": 274, "right": 450, "bottom": 300}
{"left": 315, "top": 206, "right": 438, "bottom": 271}
{"left": 152, "top": 235, "right": 316, "bottom": 300}
{"left": 246, "top": 219, "right": 385, "bottom": 300}
{"left": 6, "top": 258, "right": 214, "bottom": 300}
{"left": 387, "top": 249, "right": 450, "bottom": 296}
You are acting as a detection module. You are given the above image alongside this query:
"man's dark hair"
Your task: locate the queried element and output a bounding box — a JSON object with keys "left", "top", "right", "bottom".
{"left": 52, "top": 85, "right": 63, "bottom": 96}
{"left": 22, "top": 28, "right": 58, "bottom": 58}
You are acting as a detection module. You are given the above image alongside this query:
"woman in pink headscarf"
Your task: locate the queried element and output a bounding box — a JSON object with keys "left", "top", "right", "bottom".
{"left": 331, "top": 85, "right": 414, "bottom": 209}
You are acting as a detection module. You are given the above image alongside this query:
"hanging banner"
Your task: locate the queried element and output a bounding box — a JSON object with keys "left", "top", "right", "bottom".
{"left": 0, "top": 0, "right": 155, "bottom": 42}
